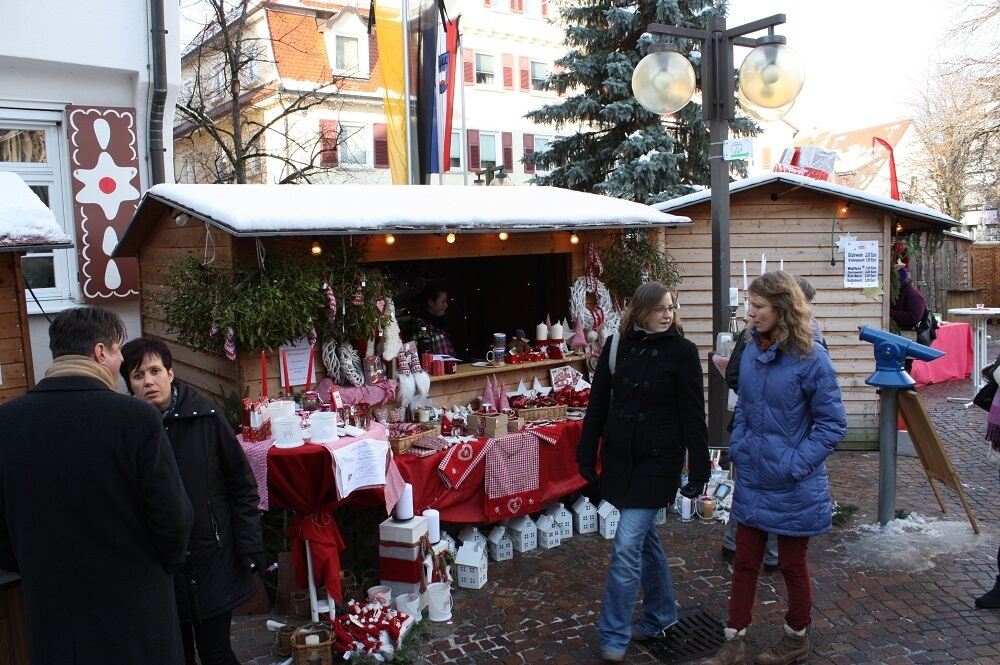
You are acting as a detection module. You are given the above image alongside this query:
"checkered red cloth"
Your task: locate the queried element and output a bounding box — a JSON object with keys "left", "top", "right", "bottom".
{"left": 241, "top": 437, "right": 273, "bottom": 510}
{"left": 484, "top": 429, "right": 558, "bottom": 519}
{"left": 438, "top": 439, "right": 491, "bottom": 489}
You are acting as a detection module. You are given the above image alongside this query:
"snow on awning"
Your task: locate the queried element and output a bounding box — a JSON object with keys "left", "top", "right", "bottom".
{"left": 116, "top": 183, "right": 690, "bottom": 255}
{"left": 654, "top": 172, "right": 958, "bottom": 231}
{"left": 0, "top": 172, "right": 73, "bottom": 252}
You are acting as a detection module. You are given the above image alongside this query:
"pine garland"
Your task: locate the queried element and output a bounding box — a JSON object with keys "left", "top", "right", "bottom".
{"left": 599, "top": 230, "right": 681, "bottom": 301}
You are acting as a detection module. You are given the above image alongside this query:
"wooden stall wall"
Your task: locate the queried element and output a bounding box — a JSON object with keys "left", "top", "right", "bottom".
{"left": 0, "top": 254, "right": 34, "bottom": 404}
{"left": 665, "top": 187, "right": 888, "bottom": 447}
{"left": 138, "top": 217, "right": 238, "bottom": 404}
{"left": 972, "top": 242, "right": 1000, "bottom": 310}
{"left": 909, "top": 236, "right": 973, "bottom": 314}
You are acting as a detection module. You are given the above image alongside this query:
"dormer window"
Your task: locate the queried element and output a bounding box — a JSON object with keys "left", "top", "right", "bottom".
{"left": 321, "top": 10, "right": 370, "bottom": 79}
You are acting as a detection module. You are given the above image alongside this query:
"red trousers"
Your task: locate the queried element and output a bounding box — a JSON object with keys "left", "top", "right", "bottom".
{"left": 728, "top": 524, "right": 812, "bottom": 631}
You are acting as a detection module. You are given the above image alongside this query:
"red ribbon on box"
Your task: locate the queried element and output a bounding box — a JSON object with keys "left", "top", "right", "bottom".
{"left": 378, "top": 535, "right": 432, "bottom": 590}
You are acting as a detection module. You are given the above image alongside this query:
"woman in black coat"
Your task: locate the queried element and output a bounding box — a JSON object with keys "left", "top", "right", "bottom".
{"left": 577, "top": 282, "right": 710, "bottom": 662}
{"left": 122, "top": 338, "right": 264, "bottom": 665}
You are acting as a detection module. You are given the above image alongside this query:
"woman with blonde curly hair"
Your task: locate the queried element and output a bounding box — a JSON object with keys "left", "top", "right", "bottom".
{"left": 701, "top": 271, "right": 846, "bottom": 665}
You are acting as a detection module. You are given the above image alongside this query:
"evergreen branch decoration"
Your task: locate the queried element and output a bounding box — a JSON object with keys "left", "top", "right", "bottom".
{"left": 598, "top": 230, "right": 682, "bottom": 301}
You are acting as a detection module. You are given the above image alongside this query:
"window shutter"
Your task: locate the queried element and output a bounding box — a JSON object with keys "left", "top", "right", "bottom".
{"left": 463, "top": 48, "right": 475, "bottom": 85}
{"left": 320, "top": 120, "right": 339, "bottom": 167}
{"left": 502, "top": 132, "right": 513, "bottom": 171}
{"left": 518, "top": 0, "right": 525, "bottom": 12}
{"left": 502, "top": 54, "right": 514, "bottom": 90}
{"left": 518, "top": 56, "right": 530, "bottom": 91}
{"left": 373, "top": 123, "right": 389, "bottom": 168}
{"left": 522, "top": 134, "right": 535, "bottom": 174}
{"left": 468, "top": 129, "right": 480, "bottom": 170}
{"left": 541, "top": 0, "right": 548, "bottom": 17}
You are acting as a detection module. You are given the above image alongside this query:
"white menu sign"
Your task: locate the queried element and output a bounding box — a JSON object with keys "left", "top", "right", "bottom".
{"left": 332, "top": 438, "right": 388, "bottom": 499}
{"left": 843, "top": 240, "right": 880, "bottom": 288}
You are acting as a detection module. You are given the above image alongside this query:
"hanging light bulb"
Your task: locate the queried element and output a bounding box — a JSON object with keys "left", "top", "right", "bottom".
{"left": 498, "top": 231, "right": 509, "bottom": 241}
{"left": 446, "top": 232, "right": 456, "bottom": 244}
{"left": 569, "top": 232, "right": 580, "bottom": 245}
{"left": 738, "top": 36, "right": 804, "bottom": 110}
{"left": 385, "top": 234, "right": 396, "bottom": 245}
{"left": 840, "top": 202, "right": 850, "bottom": 214}
{"left": 632, "top": 45, "right": 697, "bottom": 115}
{"left": 311, "top": 240, "right": 322, "bottom": 256}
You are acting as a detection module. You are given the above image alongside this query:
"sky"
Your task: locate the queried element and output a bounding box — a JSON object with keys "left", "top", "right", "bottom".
{"left": 727, "top": 0, "right": 992, "bottom": 132}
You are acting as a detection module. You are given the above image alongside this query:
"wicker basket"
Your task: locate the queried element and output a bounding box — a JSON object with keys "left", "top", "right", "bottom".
{"left": 273, "top": 625, "right": 297, "bottom": 657}
{"left": 291, "top": 627, "right": 333, "bottom": 665}
{"left": 515, "top": 404, "right": 568, "bottom": 422}
{"left": 389, "top": 425, "right": 440, "bottom": 455}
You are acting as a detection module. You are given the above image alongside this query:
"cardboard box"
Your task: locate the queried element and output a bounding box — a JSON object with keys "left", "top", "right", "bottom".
{"left": 467, "top": 412, "right": 508, "bottom": 438}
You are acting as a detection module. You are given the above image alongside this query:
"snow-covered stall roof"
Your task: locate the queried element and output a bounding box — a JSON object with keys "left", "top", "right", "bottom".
{"left": 116, "top": 184, "right": 690, "bottom": 255}
{"left": 653, "top": 172, "right": 958, "bottom": 231}
{"left": 0, "top": 172, "right": 73, "bottom": 252}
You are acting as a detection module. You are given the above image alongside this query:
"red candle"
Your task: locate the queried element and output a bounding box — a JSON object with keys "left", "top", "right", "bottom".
{"left": 260, "top": 351, "right": 268, "bottom": 398}
{"left": 280, "top": 347, "right": 291, "bottom": 396}
{"left": 304, "top": 346, "right": 315, "bottom": 392}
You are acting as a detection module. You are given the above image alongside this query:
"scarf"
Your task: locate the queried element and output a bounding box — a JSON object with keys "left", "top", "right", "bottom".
{"left": 44, "top": 355, "right": 117, "bottom": 391}
{"left": 987, "top": 389, "right": 1000, "bottom": 452}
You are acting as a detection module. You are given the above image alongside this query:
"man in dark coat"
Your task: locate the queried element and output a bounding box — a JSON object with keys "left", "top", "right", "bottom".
{"left": 0, "top": 307, "right": 193, "bottom": 665}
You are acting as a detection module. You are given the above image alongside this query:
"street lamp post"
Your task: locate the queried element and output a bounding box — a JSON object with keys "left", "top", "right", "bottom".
{"left": 632, "top": 13, "right": 804, "bottom": 445}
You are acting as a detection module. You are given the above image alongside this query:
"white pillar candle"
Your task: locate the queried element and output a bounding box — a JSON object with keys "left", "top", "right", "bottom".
{"left": 761, "top": 253, "right": 766, "bottom": 275}
{"left": 423, "top": 508, "right": 441, "bottom": 543}
{"left": 742, "top": 259, "right": 748, "bottom": 291}
{"left": 535, "top": 322, "right": 548, "bottom": 341}
{"left": 549, "top": 323, "right": 563, "bottom": 340}
{"left": 305, "top": 635, "right": 320, "bottom": 646}
{"left": 780, "top": 259, "right": 784, "bottom": 271}
{"left": 394, "top": 483, "right": 414, "bottom": 521}
{"left": 729, "top": 287, "right": 739, "bottom": 306}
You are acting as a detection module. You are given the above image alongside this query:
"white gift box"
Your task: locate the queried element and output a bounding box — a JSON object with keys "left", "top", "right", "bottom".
{"left": 487, "top": 526, "right": 514, "bottom": 562}
{"left": 455, "top": 543, "right": 488, "bottom": 590}
{"left": 379, "top": 516, "right": 428, "bottom": 545}
{"left": 458, "top": 525, "right": 487, "bottom": 550}
{"left": 597, "top": 500, "right": 620, "bottom": 539}
{"left": 571, "top": 496, "right": 598, "bottom": 534}
{"left": 544, "top": 502, "right": 573, "bottom": 539}
{"left": 536, "top": 514, "right": 561, "bottom": 549}
{"left": 507, "top": 515, "right": 537, "bottom": 553}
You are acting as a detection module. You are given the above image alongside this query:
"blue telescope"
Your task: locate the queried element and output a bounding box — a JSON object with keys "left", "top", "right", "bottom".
{"left": 858, "top": 325, "right": 945, "bottom": 389}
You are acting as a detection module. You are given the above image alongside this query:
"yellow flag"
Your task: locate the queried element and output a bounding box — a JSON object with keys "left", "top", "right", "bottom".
{"left": 375, "top": 0, "right": 409, "bottom": 184}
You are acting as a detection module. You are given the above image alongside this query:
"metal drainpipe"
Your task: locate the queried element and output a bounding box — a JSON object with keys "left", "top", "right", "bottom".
{"left": 149, "top": 0, "right": 168, "bottom": 185}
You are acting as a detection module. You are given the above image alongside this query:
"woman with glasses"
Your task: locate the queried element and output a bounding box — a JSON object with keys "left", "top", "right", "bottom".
{"left": 577, "top": 282, "right": 709, "bottom": 662}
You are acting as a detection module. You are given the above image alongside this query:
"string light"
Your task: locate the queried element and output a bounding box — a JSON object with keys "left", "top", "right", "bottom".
{"left": 498, "top": 231, "right": 509, "bottom": 241}
{"left": 569, "top": 232, "right": 580, "bottom": 245}
{"left": 385, "top": 234, "right": 396, "bottom": 245}
{"left": 311, "top": 241, "right": 322, "bottom": 256}
{"left": 840, "top": 202, "right": 850, "bottom": 214}
{"left": 446, "top": 232, "right": 456, "bottom": 244}
{"left": 895, "top": 222, "right": 903, "bottom": 234}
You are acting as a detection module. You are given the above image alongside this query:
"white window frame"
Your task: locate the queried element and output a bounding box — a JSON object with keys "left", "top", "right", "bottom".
{"left": 0, "top": 108, "right": 78, "bottom": 312}
{"left": 475, "top": 52, "right": 497, "bottom": 88}
{"left": 523, "top": 0, "right": 540, "bottom": 17}
{"left": 529, "top": 60, "right": 548, "bottom": 92}
{"left": 325, "top": 31, "right": 370, "bottom": 79}
{"left": 337, "top": 123, "right": 371, "bottom": 168}
{"left": 479, "top": 131, "right": 500, "bottom": 170}
{"left": 532, "top": 133, "right": 553, "bottom": 175}
{"left": 450, "top": 130, "right": 463, "bottom": 170}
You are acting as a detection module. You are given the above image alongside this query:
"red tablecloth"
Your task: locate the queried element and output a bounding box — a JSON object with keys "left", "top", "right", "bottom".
{"left": 911, "top": 321, "right": 973, "bottom": 386}
{"left": 394, "top": 420, "right": 587, "bottom": 523}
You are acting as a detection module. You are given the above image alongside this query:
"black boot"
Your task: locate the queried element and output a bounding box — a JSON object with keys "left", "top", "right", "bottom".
{"left": 974, "top": 576, "right": 1000, "bottom": 609}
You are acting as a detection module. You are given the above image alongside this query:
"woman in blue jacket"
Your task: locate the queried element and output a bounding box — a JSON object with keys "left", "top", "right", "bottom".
{"left": 702, "top": 271, "right": 846, "bottom": 665}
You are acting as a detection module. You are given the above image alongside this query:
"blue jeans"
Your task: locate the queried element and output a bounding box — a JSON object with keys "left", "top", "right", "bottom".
{"left": 599, "top": 507, "right": 678, "bottom": 655}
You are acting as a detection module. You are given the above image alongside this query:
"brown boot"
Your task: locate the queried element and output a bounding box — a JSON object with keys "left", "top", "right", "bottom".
{"left": 700, "top": 628, "right": 748, "bottom": 665}
{"left": 755, "top": 624, "right": 810, "bottom": 665}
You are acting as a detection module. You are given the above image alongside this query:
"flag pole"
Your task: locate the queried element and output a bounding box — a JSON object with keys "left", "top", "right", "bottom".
{"left": 401, "top": 0, "right": 415, "bottom": 184}
{"left": 458, "top": 29, "right": 468, "bottom": 186}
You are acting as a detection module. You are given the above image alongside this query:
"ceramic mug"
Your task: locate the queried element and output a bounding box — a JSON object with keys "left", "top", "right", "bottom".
{"left": 367, "top": 585, "right": 392, "bottom": 606}
{"left": 272, "top": 416, "right": 304, "bottom": 448}
{"left": 486, "top": 349, "right": 505, "bottom": 364}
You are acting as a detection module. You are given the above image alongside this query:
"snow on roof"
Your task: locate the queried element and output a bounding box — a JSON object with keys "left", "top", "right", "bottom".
{"left": 0, "top": 172, "right": 72, "bottom": 250}
{"left": 653, "top": 172, "right": 957, "bottom": 230}
{"left": 141, "top": 183, "right": 691, "bottom": 236}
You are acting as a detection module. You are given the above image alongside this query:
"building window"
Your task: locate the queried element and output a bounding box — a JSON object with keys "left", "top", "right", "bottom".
{"left": 339, "top": 124, "right": 368, "bottom": 166}
{"left": 533, "top": 135, "right": 552, "bottom": 174}
{"left": 335, "top": 35, "right": 360, "bottom": 72}
{"left": 450, "top": 130, "right": 462, "bottom": 169}
{"left": 480, "top": 132, "right": 498, "bottom": 169}
{"left": 0, "top": 111, "right": 74, "bottom": 307}
{"left": 530, "top": 61, "right": 548, "bottom": 91}
{"left": 475, "top": 53, "right": 495, "bottom": 86}
{"left": 524, "top": 0, "right": 539, "bottom": 13}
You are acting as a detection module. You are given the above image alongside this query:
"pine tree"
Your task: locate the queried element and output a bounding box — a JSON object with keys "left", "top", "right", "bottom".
{"left": 525, "top": 0, "right": 758, "bottom": 203}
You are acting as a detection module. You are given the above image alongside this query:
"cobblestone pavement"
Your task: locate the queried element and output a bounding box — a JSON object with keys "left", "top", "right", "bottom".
{"left": 233, "top": 335, "right": 1000, "bottom": 665}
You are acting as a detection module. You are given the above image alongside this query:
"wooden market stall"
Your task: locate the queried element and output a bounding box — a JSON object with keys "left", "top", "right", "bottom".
{"left": 654, "top": 172, "right": 958, "bottom": 448}
{"left": 115, "top": 184, "right": 690, "bottom": 406}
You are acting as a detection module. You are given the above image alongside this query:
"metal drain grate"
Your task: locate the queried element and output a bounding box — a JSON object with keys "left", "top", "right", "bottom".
{"left": 640, "top": 606, "right": 725, "bottom": 663}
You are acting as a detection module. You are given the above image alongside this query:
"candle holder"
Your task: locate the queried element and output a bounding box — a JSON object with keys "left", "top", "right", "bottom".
{"left": 729, "top": 305, "right": 740, "bottom": 335}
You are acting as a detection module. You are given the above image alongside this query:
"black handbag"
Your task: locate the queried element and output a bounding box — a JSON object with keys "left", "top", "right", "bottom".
{"left": 974, "top": 380, "right": 997, "bottom": 411}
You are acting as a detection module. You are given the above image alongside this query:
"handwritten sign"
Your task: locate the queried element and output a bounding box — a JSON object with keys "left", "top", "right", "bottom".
{"left": 844, "top": 240, "right": 880, "bottom": 288}
{"left": 332, "top": 438, "right": 389, "bottom": 499}
{"left": 279, "top": 337, "right": 316, "bottom": 388}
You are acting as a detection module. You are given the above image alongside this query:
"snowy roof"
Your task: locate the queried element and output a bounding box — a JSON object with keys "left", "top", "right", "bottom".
{"left": 117, "top": 183, "right": 691, "bottom": 255}
{"left": 653, "top": 172, "right": 957, "bottom": 231}
{"left": 0, "top": 172, "right": 73, "bottom": 252}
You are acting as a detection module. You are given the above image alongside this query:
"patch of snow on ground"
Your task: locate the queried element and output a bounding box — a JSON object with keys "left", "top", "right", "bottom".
{"left": 843, "top": 513, "right": 991, "bottom": 573}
